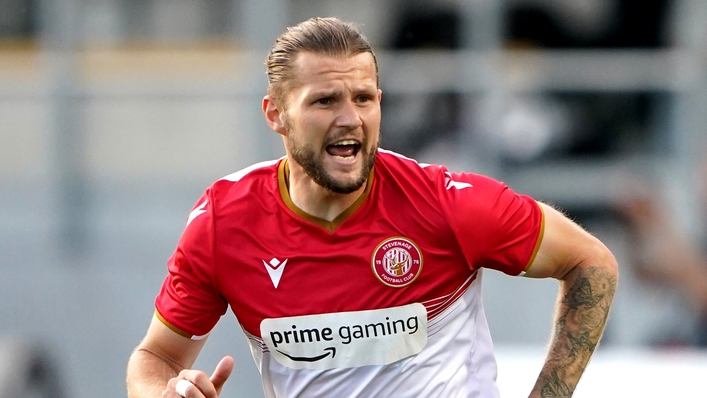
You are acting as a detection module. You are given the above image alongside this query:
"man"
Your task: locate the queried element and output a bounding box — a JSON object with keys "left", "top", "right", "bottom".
{"left": 127, "top": 17, "right": 618, "bottom": 398}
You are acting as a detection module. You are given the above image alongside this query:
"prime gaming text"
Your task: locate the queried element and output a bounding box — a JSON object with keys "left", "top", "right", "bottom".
{"left": 269, "top": 315, "right": 420, "bottom": 348}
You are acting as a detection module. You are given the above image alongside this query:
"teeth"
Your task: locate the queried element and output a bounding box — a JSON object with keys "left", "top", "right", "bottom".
{"left": 333, "top": 140, "right": 358, "bottom": 146}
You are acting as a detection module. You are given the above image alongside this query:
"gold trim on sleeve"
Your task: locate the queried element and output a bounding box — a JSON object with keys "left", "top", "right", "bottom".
{"left": 522, "top": 202, "right": 546, "bottom": 274}
{"left": 154, "top": 309, "right": 193, "bottom": 339}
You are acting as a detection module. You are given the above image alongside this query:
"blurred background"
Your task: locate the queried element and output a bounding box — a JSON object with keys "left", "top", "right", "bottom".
{"left": 1, "top": 0, "right": 707, "bottom": 397}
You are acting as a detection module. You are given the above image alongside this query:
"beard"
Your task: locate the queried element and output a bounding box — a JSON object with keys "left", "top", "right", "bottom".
{"left": 287, "top": 132, "right": 378, "bottom": 194}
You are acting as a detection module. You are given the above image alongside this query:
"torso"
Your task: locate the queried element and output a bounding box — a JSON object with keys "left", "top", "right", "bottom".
{"left": 156, "top": 150, "right": 543, "bottom": 397}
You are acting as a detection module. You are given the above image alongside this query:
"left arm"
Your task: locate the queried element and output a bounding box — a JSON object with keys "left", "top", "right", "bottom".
{"left": 524, "top": 202, "right": 619, "bottom": 397}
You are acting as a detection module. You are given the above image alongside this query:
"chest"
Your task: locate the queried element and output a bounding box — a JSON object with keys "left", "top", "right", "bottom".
{"left": 214, "top": 196, "right": 474, "bottom": 337}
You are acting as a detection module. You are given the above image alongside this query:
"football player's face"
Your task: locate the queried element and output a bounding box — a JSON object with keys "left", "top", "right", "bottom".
{"left": 280, "top": 52, "right": 381, "bottom": 194}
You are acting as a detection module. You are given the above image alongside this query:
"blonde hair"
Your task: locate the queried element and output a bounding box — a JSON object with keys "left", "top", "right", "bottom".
{"left": 265, "top": 17, "right": 379, "bottom": 105}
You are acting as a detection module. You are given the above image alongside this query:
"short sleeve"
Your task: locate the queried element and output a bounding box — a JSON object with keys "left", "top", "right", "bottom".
{"left": 155, "top": 189, "right": 228, "bottom": 338}
{"left": 436, "top": 169, "right": 544, "bottom": 275}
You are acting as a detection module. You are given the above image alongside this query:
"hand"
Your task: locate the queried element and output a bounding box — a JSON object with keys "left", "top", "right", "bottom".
{"left": 163, "top": 356, "right": 234, "bottom": 398}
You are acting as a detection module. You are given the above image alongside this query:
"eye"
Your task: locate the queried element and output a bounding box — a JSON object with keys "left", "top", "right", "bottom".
{"left": 315, "top": 97, "right": 332, "bottom": 105}
{"left": 355, "top": 95, "right": 372, "bottom": 104}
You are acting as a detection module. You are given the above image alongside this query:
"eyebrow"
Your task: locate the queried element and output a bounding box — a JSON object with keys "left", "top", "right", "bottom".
{"left": 352, "top": 86, "right": 377, "bottom": 96}
{"left": 308, "top": 85, "right": 377, "bottom": 99}
{"left": 306, "top": 89, "right": 340, "bottom": 100}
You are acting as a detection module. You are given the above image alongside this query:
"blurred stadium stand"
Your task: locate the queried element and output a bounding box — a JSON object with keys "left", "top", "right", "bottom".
{"left": 1, "top": 1, "right": 706, "bottom": 397}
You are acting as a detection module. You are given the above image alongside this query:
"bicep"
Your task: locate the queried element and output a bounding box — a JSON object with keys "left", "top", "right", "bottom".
{"left": 136, "top": 314, "right": 208, "bottom": 371}
{"left": 524, "top": 202, "right": 611, "bottom": 280}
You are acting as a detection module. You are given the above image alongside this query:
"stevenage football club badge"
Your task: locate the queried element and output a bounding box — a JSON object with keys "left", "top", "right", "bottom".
{"left": 371, "top": 237, "right": 423, "bottom": 287}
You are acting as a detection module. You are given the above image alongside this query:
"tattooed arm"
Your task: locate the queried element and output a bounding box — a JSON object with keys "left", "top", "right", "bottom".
{"left": 523, "top": 203, "right": 619, "bottom": 398}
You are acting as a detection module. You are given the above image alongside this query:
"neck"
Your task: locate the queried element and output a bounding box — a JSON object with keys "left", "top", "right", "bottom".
{"left": 286, "top": 160, "right": 367, "bottom": 222}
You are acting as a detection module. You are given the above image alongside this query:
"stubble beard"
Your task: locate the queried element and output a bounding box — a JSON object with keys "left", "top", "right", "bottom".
{"left": 288, "top": 133, "right": 378, "bottom": 195}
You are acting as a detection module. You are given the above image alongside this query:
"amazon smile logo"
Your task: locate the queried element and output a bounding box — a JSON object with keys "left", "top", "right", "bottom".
{"left": 277, "top": 347, "right": 336, "bottom": 362}
{"left": 261, "top": 303, "right": 428, "bottom": 370}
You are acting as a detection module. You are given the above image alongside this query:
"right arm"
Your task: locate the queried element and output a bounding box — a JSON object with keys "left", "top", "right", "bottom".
{"left": 130, "top": 187, "right": 233, "bottom": 397}
{"left": 127, "top": 314, "right": 233, "bottom": 398}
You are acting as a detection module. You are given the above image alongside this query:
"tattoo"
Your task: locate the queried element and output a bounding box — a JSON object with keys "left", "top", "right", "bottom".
{"left": 565, "top": 277, "right": 604, "bottom": 308}
{"left": 532, "top": 265, "right": 617, "bottom": 397}
{"left": 540, "top": 371, "right": 572, "bottom": 398}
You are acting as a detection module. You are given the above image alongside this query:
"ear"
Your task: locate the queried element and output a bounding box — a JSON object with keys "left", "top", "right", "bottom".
{"left": 262, "top": 95, "right": 287, "bottom": 136}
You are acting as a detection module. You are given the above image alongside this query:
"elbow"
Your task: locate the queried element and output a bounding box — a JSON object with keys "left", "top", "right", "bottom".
{"left": 594, "top": 240, "right": 618, "bottom": 276}
{"left": 563, "top": 238, "right": 619, "bottom": 283}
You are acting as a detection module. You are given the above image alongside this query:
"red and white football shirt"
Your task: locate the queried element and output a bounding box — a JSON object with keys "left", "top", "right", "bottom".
{"left": 156, "top": 149, "right": 544, "bottom": 397}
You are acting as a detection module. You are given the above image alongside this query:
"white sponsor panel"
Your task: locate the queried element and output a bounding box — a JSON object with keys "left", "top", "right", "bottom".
{"left": 261, "top": 303, "right": 428, "bottom": 370}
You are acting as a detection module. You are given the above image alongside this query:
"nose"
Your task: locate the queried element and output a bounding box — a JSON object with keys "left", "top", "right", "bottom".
{"left": 336, "top": 100, "right": 363, "bottom": 129}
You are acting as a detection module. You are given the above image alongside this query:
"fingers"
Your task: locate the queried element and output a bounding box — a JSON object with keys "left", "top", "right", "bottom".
{"left": 210, "top": 356, "right": 235, "bottom": 394}
{"left": 175, "top": 380, "right": 195, "bottom": 397}
{"left": 162, "top": 357, "right": 234, "bottom": 398}
{"left": 165, "top": 370, "right": 217, "bottom": 398}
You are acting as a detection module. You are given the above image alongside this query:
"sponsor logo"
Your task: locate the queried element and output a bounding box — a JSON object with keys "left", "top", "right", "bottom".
{"left": 263, "top": 258, "right": 288, "bottom": 289}
{"left": 371, "top": 237, "right": 423, "bottom": 288}
{"left": 261, "top": 303, "right": 427, "bottom": 370}
{"left": 278, "top": 347, "right": 336, "bottom": 363}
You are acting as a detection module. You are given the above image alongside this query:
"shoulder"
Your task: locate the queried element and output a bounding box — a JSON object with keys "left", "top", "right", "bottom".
{"left": 376, "top": 149, "right": 500, "bottom": 190}
{"left": 204, "top": 158, "right": 282, "bottom": 211}
{"left": 210, "top": 158, "right": 280, "bottom": 192}
{"left": 376, "top": 149, "right": 447, "bottom": 183}
{"left": 218, "top": 158, "right": 282, "bottom": 183}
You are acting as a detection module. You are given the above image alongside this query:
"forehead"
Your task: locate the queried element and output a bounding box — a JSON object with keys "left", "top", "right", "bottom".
{"left": 288, "top": 52, "right": 378, "bottom": 93}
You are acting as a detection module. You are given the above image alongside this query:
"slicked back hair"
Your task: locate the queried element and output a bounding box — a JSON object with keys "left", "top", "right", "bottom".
{"left": 265, "top": 17, "right": 379, "bottom": 107}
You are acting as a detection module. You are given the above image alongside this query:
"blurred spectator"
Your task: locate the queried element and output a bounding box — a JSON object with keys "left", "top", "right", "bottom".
{"left": 617, "top": 167, "right": 707, "bottom": 347}
{"left": 381, "top": 5, "right": 463, "bottom": 156}
{"left": 496, "top": 0, "right": 672, "bottom": 167}
{"left": 486, "top": 92, "right": 664, "bottom": 166}
{"left": 505, "top": 0, "right": 671, "bottom": 49}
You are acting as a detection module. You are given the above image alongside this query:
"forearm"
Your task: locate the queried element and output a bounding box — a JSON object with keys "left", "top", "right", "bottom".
{"left": 530, "top": 262, "right": 618, "bottom": 397}
{"left": 127, "top": 347, "right": 181, "bottom": 398}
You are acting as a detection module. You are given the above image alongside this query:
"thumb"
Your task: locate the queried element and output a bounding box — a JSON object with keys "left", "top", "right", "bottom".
{"left": 210, "top": 356, "right": 234, "bottom": 393}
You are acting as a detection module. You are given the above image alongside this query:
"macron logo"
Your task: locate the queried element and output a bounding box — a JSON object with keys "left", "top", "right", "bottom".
{"left": 263, "top": 258, "right": 288, "bottom": 289}
{"left": 444, "top": 172, "right": 473, "bottom": 190}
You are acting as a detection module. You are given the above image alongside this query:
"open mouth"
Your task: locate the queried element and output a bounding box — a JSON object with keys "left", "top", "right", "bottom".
{"left": 325, "top": 140, "right": 362, "bottom": 159}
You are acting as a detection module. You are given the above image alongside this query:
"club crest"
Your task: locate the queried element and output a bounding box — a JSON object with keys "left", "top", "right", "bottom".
{"left": 371, "top": 237, "right": 423, "bottom": 287}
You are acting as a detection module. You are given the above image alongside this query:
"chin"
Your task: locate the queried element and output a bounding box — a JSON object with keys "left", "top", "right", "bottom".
{"left": 319, "top": 173, "right": 367, "bottom": 194}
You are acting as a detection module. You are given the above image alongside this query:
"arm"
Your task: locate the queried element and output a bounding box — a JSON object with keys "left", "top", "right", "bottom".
{"left": 126, "top": 314, "right": 233, "bottom": 398}
{"left": 524, "top": 203, "right": 618, "bottom": 397}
